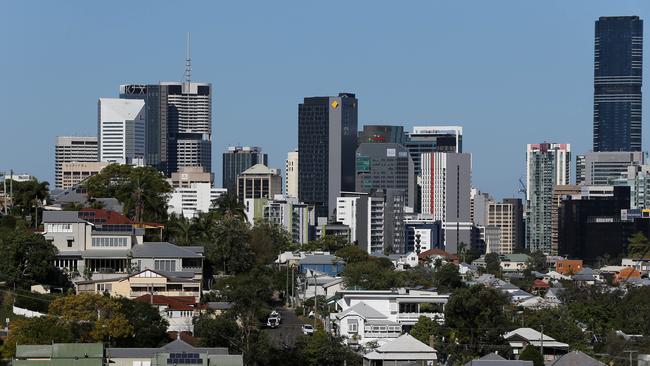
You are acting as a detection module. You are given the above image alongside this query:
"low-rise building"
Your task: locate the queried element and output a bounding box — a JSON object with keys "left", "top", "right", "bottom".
{"left": 555, "top": 259, "right": 583, "bottom": 275}
{"left": 504, "top": 328, "right": 569, "bottom": 363}
{"left": 362, "top": 334, "right": 437, "bottom": 366}
{"left": 331, "top": 288, "right": 449, "bottom": 346}
{"left": 167, "top": 183, "right": 227, "bottom": 218}
{"left": 298, "top": 253, "right": 345, "bottom": 277}
{"left": 465, "top": 353, "right": 533, "bottom": 366}
{"left": 60, "top": 162, "right": 110, "bottom": 190}
{"left": 134, "top": 294, "right": 201, "bottom": 333}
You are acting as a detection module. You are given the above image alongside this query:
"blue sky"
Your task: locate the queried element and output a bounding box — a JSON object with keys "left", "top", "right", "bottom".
{"left": 1, "top": 0, "right": 649, "bottom": 200}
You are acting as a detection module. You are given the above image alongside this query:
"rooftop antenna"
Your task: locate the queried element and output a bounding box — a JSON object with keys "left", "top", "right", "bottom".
{"left": 184, "top": 32, "right": 192, "bottom": 85}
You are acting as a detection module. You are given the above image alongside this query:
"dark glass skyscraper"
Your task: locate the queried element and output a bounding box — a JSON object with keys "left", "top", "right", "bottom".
{"left": 593, "top": 16, "right": 643, "bottom": 152}
{"left": 222, "top": 146, "right": 267, "bottom": 193}
{"left": 298, "top": 93, "right": 358, "bottom": 219}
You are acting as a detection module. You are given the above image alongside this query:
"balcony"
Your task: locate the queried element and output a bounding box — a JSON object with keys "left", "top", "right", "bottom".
{"left": 397, "top": 312, "right": 445, "bottom": 323}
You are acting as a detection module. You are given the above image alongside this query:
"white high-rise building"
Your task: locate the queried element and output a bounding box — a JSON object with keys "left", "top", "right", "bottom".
{"left": 285, "top": 150, "right": 299, "bottom": 198}
{"left": 54, "top": 136, "right": 98, "bottom": 189}
{"left": 168, "top": 183, "right": 227, "bottom": 218}
{"left": 98, "top": 98, "right": 146, "bottom": 165}
{"left": 420, "top": 152, "right": 472, "bottom": 253}
{"left": 526, "top": 143, "right": 571, "bottom": 254}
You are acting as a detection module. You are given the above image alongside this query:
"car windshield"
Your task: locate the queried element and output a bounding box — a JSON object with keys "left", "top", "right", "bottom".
{"left": 304, "top": 325, "right": 312, "bottom": 329}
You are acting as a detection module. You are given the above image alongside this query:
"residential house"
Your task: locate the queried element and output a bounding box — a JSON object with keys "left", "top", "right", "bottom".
{"left": 331, "top": 288, "right": 449, "bottom": 346}
{"left": 473, "top": 274, "right": 534, "bottom": 304}
{"left": 107, "top": 338, "right": 243, "bottom": 366}
{"left": 371, "top": 252, "right": 420, "bottom": 270}
{"left": 298, "top": 253, "right": 345, "bottom": 276}
{"left": 76, "top": 268, "right": 202, "bottom": 303}
{"left": 301, "top": 271, "right": 344, "bottom": 299}
{"left": 13, "top": 343, "right": 104, "bottom": 366}
{"left": 555, "top": 259, "right": 583, "bottom": 275}
{"left": 571, "top": 267, "right": 603, "bottom": 285}
{"left": 134, "top": 294, "right": 201, "bottom": 333}
{"left": 504, "top": 328, "right": 569, "bottom": 363}
{"left": 418, "top": 248, "right": 460, "bottom": 267}
{"left": 464, "top": 353, "right": 533, "bottom": 365}
{"left": 621, "top": 257, "right": 650, "bottom": 274}
{"left": 544, "top": 287, "right": 564, "bottom": 305}
{"left": 362, "top": 334, "right": 437, "bottom": 366}
{"left": 548, "top": 351, "right": 606, "bottom": 366}
{"left": 472, "top": 254, "right": 530, "bottom": 272}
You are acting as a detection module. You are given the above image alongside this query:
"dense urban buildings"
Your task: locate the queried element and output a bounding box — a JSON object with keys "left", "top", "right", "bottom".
{"left": 593, "top": 16, "right": 643, "bottom": 152}
{"left": 487, "top": 198, "right": 524, "bottom": 254}
{"left": 551, "top": 185, "right": 581, "bottom": 256}
{"left": 54, "top": 136, "right": 98, "bottom": 190}
{"left": 404, "top": 126, "right": 462, "bottom": 175}
{"left": 582, "top": 151, "right": 644, "bottom": 185}
{"left": 169, "top": 166, "right": 213, "bottom": 188}
{"left": 119, "top": 82, "right": 212, "bottom": 176}
{"left": 285, "top": 149, "right": 299, "bottom": 198}
{"left": 236, "top": 164, "right": 282, "bottom": 203}
{"left": 614, "top": 164, "right": 650, "bottom": 209}
{"left": 98, "top": 98, "right": 146, "bottom": 166}
{"left": 358, "top": 125, "right": 406, "bottom": 144}
{"left": 526, "top": 143, "right": 571, "bottom": 254}
{"left": 244, "top": 195, "right": 316, "bottom": 244}
{"left": 420, "top": 152, "right": 472, "bottom": 253}
{"left": 222, "top": 146, "right": 268, "bottom": 193}
{"left": 355, "top": 143, "right": 416, "bottom": 208}
{"left": 298, "top": 93, "right": 358, "bottom": 219}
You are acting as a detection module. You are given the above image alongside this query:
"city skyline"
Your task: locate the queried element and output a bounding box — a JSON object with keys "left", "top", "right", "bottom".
{"left": 2, "top": 1, "right": 650, "bottom": 200}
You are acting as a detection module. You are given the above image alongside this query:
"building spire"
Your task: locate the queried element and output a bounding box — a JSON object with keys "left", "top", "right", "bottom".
{"left": 184, "top": 32, "right": 192, "bottom": 84}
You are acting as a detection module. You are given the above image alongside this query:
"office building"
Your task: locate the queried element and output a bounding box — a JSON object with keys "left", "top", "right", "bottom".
{"left": 420, "top": 152, "right": 472, "bottom": 253}
{"left": 551, "top": 185, "right": 581, "bottom": 256}
{"left": 169, "top": 166, "right": 213, "bottom": 188}
{"left": 98, "top": 98, "right": 146, "bottom": 165}
{"left": 593, "top": 16, "right": 643, "bottom": 152}
{"left": 582, "top": 151, "right": 644, "bottom": 185}
{"left": 285, "top": 149, "right": 299, "bottom": 198}
{"left": 119, "top": 82, "right": 212, "bottom": 176}
{"left": 526, "top": 143, "right": 571, "bottom": 254}
{"left": 404, "top": 126, "right": 462, "bottom": 176}
{"left": 298, "top": 93, "right": 358, "bottom": 219}
{"left": 337, "top": 190, "right": 406, "bottom": 254}
{"left": 355, "top": 143, "right": 416, "bottom": 208}
{"left": 236, "top": 164, "right": 282, "bottom": 203}
{"left": 558, "top": 186, "right": 639, "bottom": 263}
{"left": 358, "top": 125, "right": 406, "bottom": 144}
{"left": 614, "top": 165, "right": 650, "bottom": 209}
{"left": 576, "top": 154, "right": 586, "bottom": 185}
{"left": 222, "top": 146, "right": 268, "bottom": 193}
{"left": 167, "top": 183, "right": 227, "bottom": 218}
{"left": 486, "top": 199, "right": 524, "bottom": 254}
{"left": 60, "top": 162, "right": 109, "bottom": 190}
{"left": 54, "top": 136, "right": 98, "bottom": 189}
{"left": 470, "top": 188, "right": 492, "bottom": 226}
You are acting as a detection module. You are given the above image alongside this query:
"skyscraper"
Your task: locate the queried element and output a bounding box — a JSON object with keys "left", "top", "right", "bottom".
{"left": 119, "top": 82, "right": 212, "bottom": 176}
{"left": 582, "top": 151, "right": 644, "bottom": 185}
{"left": 358, "top": 125, "right": 406, "bottom": 144}
{"left": 355, "top": 143, "right": 416, "bottom": 208}
{"left": 298, "top": 93, "right": 358, "bottom": 219}
{"left": 54, "top": 136, "right": 98, "bottom": 190}
{"left": 405, "top": 126, "right": 462, "bottom": 176}
{"left": 526, "top": 143, "right": 571, "bottom": 254}
{"left": 593, "top": 16, "right": 643, "bottom": 152}
{"left": 222, "top": 146, "right": 268, "bottom": 193}
{"left": 285, "top": 150, "right": 299, "bottom": 198}
{"left": 98, "top": 98, "right": 146, "bottom": 165}
{"left": 420, "top": 152, "right": 472, "bottom": 253}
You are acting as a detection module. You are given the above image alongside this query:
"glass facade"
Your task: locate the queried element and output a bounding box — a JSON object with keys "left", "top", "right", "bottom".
{"left": 593, "top": 16, "right": 643, "bottom": 152}
{"left": 222, "top": 147, "right": 267, "bottom": 193}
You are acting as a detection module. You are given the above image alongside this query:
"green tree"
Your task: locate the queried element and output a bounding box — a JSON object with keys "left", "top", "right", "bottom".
{"left": 85, "top": 164, "right": 172, "bottom": 223}
{"left": 484, "top": 252, "right": 501, "bottom": 275}
{"left": 1, "top": 317, "right": 74, "bottom": 358}
{"left": 212, "top": 193, "right": 246, "bottom": 221}
{"left": 48, "top": 293, "right": 133, "bottom": 343}
{"left": 410, "top": 316, "right": 440, "bottom": 345}
{"left": 194, "top": 313, "right": 241, "bottom": 350}
{"left": 518, "top": 308, "right": 587, "bottom": 350}
{"left": 250, "top": 219, "right": 292, "bottom": 266}
{"left": 335, "top": 245, "right": 369, "bottom": 264}
{"left": 627, "top": 232, "right": 650, "bottom": 259}
{"left": 433, "top": 263, "right": 464, "bottom": 293}
{"left": 205, "top": 216, "right": 254, "bottom": 274}
{"left": 304, "top": 235, "right": 350, "bottom": 252}
{"left": 444, "top": 285, "right": 510, "bottom": 358}
{"left": 296, "top": 330, "right": 361, "bottom": 366}
{"left": 166, "top": 214, "right": 196, "bottom": 245}
{"left": 519, "top": 345, "right": 544, "bottom": 366}
{"left": 114, "top": 298, "right": 169, "bottom": 347}
{"left": 7, "top": 178, "right": 49, "bottom": 226}
{"left": 342, "top": 258, "right": 402, "bottom": 290}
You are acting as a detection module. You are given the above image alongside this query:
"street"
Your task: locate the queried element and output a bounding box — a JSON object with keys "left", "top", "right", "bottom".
{"left": 262, "top": 308, "right": 307, "bottom": 348}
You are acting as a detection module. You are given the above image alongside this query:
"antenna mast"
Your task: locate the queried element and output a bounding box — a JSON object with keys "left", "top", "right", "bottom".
{"left": 185, "top": 32, "right": 192, "bottom": 85}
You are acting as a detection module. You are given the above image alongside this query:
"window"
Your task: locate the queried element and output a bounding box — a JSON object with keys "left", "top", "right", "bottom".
{"left": 91, "top": 237, "right": 128, "bottom": 247}
{"left": 347, "top": 319, "right": 358, "bottom": 333}
{"left": 96, "top": 283, "right": 112, "bottom": 293}
{"left": 155, "top": 260, "right": 176, "bottom": 272}
{"left": 67, "top": 239, "right": 73, "bottom": 248}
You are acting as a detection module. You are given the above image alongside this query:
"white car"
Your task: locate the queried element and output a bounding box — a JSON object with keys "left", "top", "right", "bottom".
{"left": 302, "top": 324, "right": 314, "bottom": 335}
{"left": 270, "top": 310, "right": 281, "bottom": 323}
{"left": 267, "top": 317, "right": 280, "bottom": 328}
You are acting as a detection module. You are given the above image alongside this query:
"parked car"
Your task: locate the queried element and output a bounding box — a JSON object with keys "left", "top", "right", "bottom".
{"left": 270, "top": 310, "right": 281, "bottom": 323}
{"left": 302, "top": 324, "right": 314, "bottom": 335}
{"left": 267, "top": 316, "right": 280, "bottom": 328}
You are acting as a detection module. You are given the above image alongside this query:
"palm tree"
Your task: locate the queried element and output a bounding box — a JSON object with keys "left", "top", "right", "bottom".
{"left": 167, "top": 215, "right": 194, "bottom": 245}
{"left": 211, "top": 193, "right": 246, "bottom": 221}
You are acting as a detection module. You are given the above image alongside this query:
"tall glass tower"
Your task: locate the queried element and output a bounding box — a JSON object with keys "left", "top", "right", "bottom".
{"left": 593, "top": 16, "right": 643, "bottom": 152}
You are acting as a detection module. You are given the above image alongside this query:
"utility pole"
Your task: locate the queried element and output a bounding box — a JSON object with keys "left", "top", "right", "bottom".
{"left": 623, "top": 350, "right": 637, "bottom": 366}
{"left": 540, "top": 325, "right": 544, "bottom": 358}
{"left": 285, "top": 261, "right": 289, "bottom": 307}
